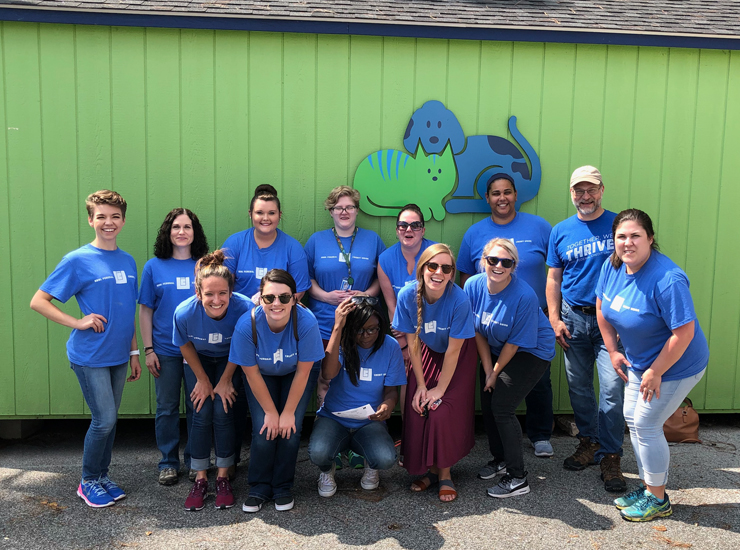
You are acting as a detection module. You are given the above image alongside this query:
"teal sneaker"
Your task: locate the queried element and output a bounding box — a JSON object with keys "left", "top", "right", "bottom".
{"left": 334, "top": 453, "right": 343, "bottom": 471}
{"left": 347, "top": 450, "right": 365, "bottom": 469}
{"left": 620, "top": 491, "right": 672, "bottom": 522}
{"left": 614, "top": 485, "right": 646, "bottom": 510}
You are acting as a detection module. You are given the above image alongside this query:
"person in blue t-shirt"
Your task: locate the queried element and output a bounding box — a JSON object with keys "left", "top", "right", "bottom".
{"left": 138, "top": 207, "right": 209, "bottom": 486}
{"left": 173, "top": 250, "right": 254, "bottom": 512}
{"left": 308, "top": 296, "right": 406, "bottom": 497}
{"left": 392, "top": 244, "right": 477, "bottom": 503}
{"left": 31, "top": 190, "right": 141, "bottom": 509}
{"left": 464, "top": 238, "right": 556, "bottom": 499}
{"left": 458, "top": 174, "right": 555, "bottom": 463}
{"left": 546, "top": 165, "right": 627, "bottom": 493}
{"left": 229, "top": 269, "right": 325, "bottom": 513}
{"left": 596, "top": 209, "right": 709, "bottom": 522}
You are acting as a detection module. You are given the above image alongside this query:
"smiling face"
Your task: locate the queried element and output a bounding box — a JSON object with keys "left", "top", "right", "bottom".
{"left": 571, "top": 181, "right": 604, "bottom": 218}
{"left": 260, "top": 281, "right": 295, "bottom": 329}
{"left": 396, "top": 210, "right": 425, "bottom": 249}
{"left": 170, "top": 213, "right": 194, "bottom": 251}
{"left": 615, "top": 220, "right": 653, "bottom": 273}
{"left": 250, "top": 198, "right": 281, "bottom": 237}
{"left": 355, "top": 313, "right": 381, "bottom": 349}
{"left": 329, "top": 195, "right": 358, "bottom": 234}
{"left": 485, "top": 245, "right": 515, "bottom": 288}
{"left": 423, "top": 252, "right": 454, "bottom": 296}
{"left": 88, "top": 204, "right": 125, "bottom": 249}
{"left": 197, "top": 275, "right": 232, "bottom": 320}
{"left": 486, "top": 178, "right": 517, "bottom": 223}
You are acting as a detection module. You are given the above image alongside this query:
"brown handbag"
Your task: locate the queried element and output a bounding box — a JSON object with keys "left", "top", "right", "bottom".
{"left": 663, "top": 397, "right": 700, "bottom": 443}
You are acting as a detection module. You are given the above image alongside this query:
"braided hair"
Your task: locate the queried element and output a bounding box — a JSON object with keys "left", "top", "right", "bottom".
{"left": 412, "top": 243, "right": 457, "bottom": 354}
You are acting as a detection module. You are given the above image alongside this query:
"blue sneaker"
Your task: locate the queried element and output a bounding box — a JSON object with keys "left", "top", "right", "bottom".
{"left": 99, "top": 475, "right": 126, "bottom": 501}
{"left": 620, "top": 491, "right": 672, "bottom": 522}
{"left": 614, "top": 485, "right": 646, "bottom": 510}
{"left": 77, "top": 480, "right": 115, "bottom": 508}
{"left": 347, "top": 450, "right": 365, "bottom": 469}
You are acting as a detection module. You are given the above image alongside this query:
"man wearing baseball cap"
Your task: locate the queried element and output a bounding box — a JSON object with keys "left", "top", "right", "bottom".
{"left": 545, "top": 166, "right": 626, "bottom": 493}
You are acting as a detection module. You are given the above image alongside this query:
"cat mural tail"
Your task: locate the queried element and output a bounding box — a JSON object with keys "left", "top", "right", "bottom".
{"left": 354, "top": 143, "right": 456, "bottom": 222}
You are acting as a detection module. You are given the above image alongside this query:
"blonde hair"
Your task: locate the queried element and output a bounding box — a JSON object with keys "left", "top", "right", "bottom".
{"left": 412, "top": 243, "right": 456, "bottom": 354}
{"left": 324, "top": 185, "right": 360, "bottom": 210}
{"left": 86, "top": 189, "right": 127, "bottom": 218}
{"left": 479, "top": 238, "right": 518, "bottom": 273}
{"left": 195, "top": 250, "right": 234, "bottom": 296}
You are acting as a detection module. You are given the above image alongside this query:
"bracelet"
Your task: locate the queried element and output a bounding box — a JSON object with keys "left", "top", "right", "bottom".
{"left": 145, "top": 350, "right": 156, "bottom": 355}
{"left": 144, "top": 346, "right": 154, "bottom": 352}
{"left": 129, "top": 349, "right": 140, "bottom": 357}
{"left": 401, "top": 345, "right": 408, "bottom": 350}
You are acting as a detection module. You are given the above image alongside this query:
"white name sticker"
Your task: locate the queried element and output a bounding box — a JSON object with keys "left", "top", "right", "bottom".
{"left": 610, "top": 296, "right": 625, "bottom": 312}
{"left": 176, "top": 277, "right": 190, "bottom": 290}
{"left": 338, "top": 253, "right": 351, "bottom": 263}
{"left": 482, "top": 312, "right": 493, "bottom": 326}
{"left": 255, "top": 267, "right": 268, "bottom": 279}
{"left": 208, "top": 333, "right": 223, "bottom": 344}
{"left": 360, "top": 368, "right": 372, "bottom": 382}
{"left": 113, "top": 271, "right": 127, "bottom": 284}
{"left": 273, "top": 349, "right": 284, "bottom": 363}
{"left": 424, "top": 320, "right": 437, "bottom": 333}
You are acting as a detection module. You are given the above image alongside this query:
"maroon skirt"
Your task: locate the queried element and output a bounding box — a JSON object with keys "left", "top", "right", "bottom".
{"left": 401, "top": 338, "right": 477, "bottom": 475}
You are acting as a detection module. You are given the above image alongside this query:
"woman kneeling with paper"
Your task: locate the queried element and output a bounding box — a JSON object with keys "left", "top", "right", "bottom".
{"left": 308, "top": 295, "right": 406, "bottom": 497}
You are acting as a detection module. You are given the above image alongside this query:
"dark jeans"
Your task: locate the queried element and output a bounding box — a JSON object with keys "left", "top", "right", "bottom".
{"left": 154, "top": 354, "right": 193, "bottom": 471}
{"left": 308, "top": 416, "right": 397, "bottom": 472}
{"left": 244, "top": 368, "right": 319, "bottom": 501}
{"left": 480, "top": 352, "right": 551, "bottom": 478}
{"left": 524, "top": 366, "right": 554, "bottom": 443}
{"left": 232, "top": 371, "right": 249, "bottom": 464}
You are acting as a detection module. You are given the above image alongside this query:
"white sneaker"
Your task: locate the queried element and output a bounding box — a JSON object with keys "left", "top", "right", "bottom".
{"left": 318, "top": 464, "right": 337, "bottom": 497}
{"left": 360, "top": 467, "right": 379, "bottom": 490}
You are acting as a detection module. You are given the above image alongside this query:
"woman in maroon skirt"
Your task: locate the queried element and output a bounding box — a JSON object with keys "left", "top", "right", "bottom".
{"left": 392, "top": 243, "right": 477, "bottom": 502}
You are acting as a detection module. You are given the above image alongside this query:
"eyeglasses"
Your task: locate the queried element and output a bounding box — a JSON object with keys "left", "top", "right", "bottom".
{"left": 261, "top": 293, "right": 293, "bottom": 304}
{"left": 356, "top": 326, "right": 380, "bottom": 336}
{"left": 396, "top": 221, "right": 424, "bottom": 232}
{"left": 425, "top": 262, "right": 453, "bottom": 275}
{"left": 485, "top": 256, "right": 515, "bottom": 269}
{"left": 351, "top": 296, "right": 378, "bottom": 306}
{"left": 571, "top": 186, "right": 602, "bottom": 198}
{"left": 329, "top": 205, "right": 358, "bottom": 214}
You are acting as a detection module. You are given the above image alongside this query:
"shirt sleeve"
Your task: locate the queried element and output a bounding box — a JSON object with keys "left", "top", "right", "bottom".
{"left": 449, "top": 291, "right": 475, "bottom": 340}
{"left": 383, "top": 339, "right": 407, "bottom": 387}
{"left": 296, "top": 309, "right": 326, "bottom": 363}
{"left": 138, "top": 261, "right": 156, "bottom": 307}
{"left": 172, "top": 308, "right": 189, "bottom": 348}
{"left": 546, "top": 227, "right": 563, "bottom": 269}
{"left": 221, "top": 233, "right": 240, "bottom": 276}
{"left": 40, "top": 256, "right": 82, "bottom": 304}
{"left": 505, "top": 292, "right": 539, "bottom": 349}
{"left": 595, "top": 260, "right": 609, "bottom": 301}
{"left": 457, "top": 231, "right": 475, "bottom": 275}
{"left": 288, "top": 242, "right": 312, "bottom": 293}
{"left": 304, "top": 234, "right": 317, "bottom": 280}
{"left": 228, "top": 316, "right": 258, "bottom": 367}
{"left": 656, "top": 276, "right": 697, "bottom": 331}
{"left": 392, "top": 288, "right": 417, "bottom": 334}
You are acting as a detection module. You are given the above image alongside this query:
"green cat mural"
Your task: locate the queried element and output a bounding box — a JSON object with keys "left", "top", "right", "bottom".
{"left": 353, "top": 144, "right": 456, "bottom": 221}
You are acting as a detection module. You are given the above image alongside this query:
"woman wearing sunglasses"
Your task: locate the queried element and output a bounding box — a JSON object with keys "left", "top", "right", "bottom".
{"left": 308, "top": 295, "right": 405, "bottom": 496}
{"left": 463, "top": 238, "right": 555, "bottom": 499}
{"left": 229, "top": 269, "right": 325, "bottom": 513}
{"left": 392, "top": 244, "right": 476, "bottom": 502}
{"left": 596, "top": 210, "right": 708, "bottom": 522}
{"left": 172, "top": 250, "right": 254, "bottom": 511}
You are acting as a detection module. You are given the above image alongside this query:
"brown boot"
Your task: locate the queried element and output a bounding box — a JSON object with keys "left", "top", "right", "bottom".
{"left": 563, "top": 435, "right": 600, "bottom": 471}
{"left": 600, "top": 453, "right": 627, "bottom": 493}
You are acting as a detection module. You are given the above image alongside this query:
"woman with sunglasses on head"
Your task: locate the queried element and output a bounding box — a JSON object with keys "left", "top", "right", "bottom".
{"left": 173, "top": 250, "right": 254, "bottom": 511}
{"left": 596, "top": 209, "right": 708, "bottom": 522}
{"left": 463, "top": 238, "right": 555, "bottom": 499}
{"left": 229, "top": 269, "right": 325, "bottom": 513}
{"left": 139, "top": 208, "right": 209, "bottom": 486}
{"left": 392, "top": 244, "right": 476, "bottom": 502}
{"left": 308, "top": 295, "right": 406, "bottom": 497}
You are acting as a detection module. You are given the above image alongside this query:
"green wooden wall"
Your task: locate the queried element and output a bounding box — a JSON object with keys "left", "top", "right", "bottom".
{"left": 1, "top": 21, "right": 739, "bottom": 418}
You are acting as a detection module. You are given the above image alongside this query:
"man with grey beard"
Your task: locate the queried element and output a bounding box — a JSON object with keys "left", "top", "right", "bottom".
{"left": 545, "top": 166, "right": 626, "bottom": 493}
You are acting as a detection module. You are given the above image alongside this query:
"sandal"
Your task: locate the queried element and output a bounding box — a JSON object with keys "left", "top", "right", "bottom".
{"left": 410, "top": 472, "right": 439, "bottom": 492}
{"left": 438, "top": 479, "right": 457, "bottom": 502}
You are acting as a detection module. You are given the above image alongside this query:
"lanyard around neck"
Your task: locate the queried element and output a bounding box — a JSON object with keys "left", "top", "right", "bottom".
{"left": 332, "top": 227, "right": 357, "bottom": 286}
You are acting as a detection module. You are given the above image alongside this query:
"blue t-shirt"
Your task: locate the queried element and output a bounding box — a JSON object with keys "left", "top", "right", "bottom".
{"left": 222, "top": 228, "right": 311, "bottom": 298}
{"left": 596, "top": 252, "right": 709, "bottom": 381}
{"left": 378, "top": 239, "right": 436, "bottom": 298}
{"left": 138, "top": 257, "right": 197, "bottom": 357}
{"left": 173, "top": 292, "right": 253, "bottom": 357}
{"left": 40, "top": 244, "right": 138, "bottom": 367}
{"left": 392, "top": 281, "right": 475, "bottom": 353}
{"left": 305, "top": 228, "right": 386, "bottom": 338}
{"left": 458, "top": 213, "right": 551, "bottom": 309}
{"left": 318, "top": 335, "right": 407, "bottom": 429}
{"left": 228, "top": 305, "right": 325, "bottom": 376}
{"left": 547, "top": 210, "right": 616, "bottom": 307}
{"left": 464, "top": 273, "right": 555, "bottom": 362}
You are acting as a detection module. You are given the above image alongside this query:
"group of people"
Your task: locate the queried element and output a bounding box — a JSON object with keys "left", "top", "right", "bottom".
{"left": 30, "top": 165, "right": 709, "bottom": 523}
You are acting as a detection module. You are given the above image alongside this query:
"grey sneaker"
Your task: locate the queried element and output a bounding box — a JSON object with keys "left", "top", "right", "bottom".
{"left": 533, "top": 440, "right": 554, "bottom": 458}
{"left": 477, "top": 460, "right": 507, "bottom": 480}
{"left": 487, "top": 473, "right": 530, "bottom": 498}
{"left": 360, "top": 467, "right": 380, "bottom": 490}
{"left": 188, "top": 469, "right": 197, "bottom": 482}
{"left": 318, "top": 464, "right": 337, "bottom": 497}
{"left": 158, "top": 467, "right": 178, "bottom": 486}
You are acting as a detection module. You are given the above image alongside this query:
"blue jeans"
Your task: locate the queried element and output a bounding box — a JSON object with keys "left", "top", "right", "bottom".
{"left": 245, "top": 368, "right": 318, "bottom": 501}
{"left": 308, "top": 416, "right": 397, "bottom": 472}
{"left": 623, "top": 368, "right": 705, "bottom": 487}
{"left": 525, "top": 366, "right": 554, "bottom": 443}
{"left": 561, "top": 301, "right": 625, "bottom": 458}
{"left": 183, "top": 354, "right": 236, "bottom": 471}
{"left": 71, "top": 362, "right": 128, "bottom": 482}
{"left": 154, "top": 354, "right": 193, "bottom": 471}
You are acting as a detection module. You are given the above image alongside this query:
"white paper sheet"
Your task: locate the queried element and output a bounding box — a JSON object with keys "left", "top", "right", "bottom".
{"left": 332, "top": 404, "right": 375, "bottom": 420}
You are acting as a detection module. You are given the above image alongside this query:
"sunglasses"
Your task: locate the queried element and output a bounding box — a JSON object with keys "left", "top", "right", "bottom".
{"left": 425, "top": 262, "right": 454, "bottom": 275}
{"left": 396, "top": 221, "right": 424, "bottom": 232}
{"left": 261, "top": 293, "right": 293, "bottom": 305}
{"left": 356, "top": 326, "right": 380, "bottom": 336}
{"left": 485, "top": 256, "right": 515, "bottom": 269}
{"left": 351, "top": 296, "right": 378, "bottom": 306}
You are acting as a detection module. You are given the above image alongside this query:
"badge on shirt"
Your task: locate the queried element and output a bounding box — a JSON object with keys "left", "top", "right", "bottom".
{"left": 424, "top": 320, "right": 437, "bottom": 333}
{"left": 360, "top": 368, "right": 372, "bottom": 382}
{"left": 255, "top": 267, "right": 268, "bottom": 279}
{"left": 176, "top": 277, "right": 190, "bottom": 290}
{"left": 338, "top": 253, "right": 351, "bottom": 263}
{"left": 340, "top": 278, "right": 352, "bottom": 291}
{"left": 273, "top": 349, "right": 284, "bottom": 363}
{"left": 482, "top": 312, "right": 493, "bottom": 326}
{"left": 208, "top": 333, "right": 223, "bottom": 344}
{"left": 113, "top": 271, "right": 127, "bottom": 284}
{"left": 610, "top": 296, "right": 625, "bottom": 312}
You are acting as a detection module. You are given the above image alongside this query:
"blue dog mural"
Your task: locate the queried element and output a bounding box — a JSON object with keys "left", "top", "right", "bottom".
{"left": 403, "top": 100, "right": 541, "bottom": 213}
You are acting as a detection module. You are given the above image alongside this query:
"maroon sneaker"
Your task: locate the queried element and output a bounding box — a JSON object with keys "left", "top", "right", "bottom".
{"left": 184, "top": 478, "right": 208, "bottom": 511}
{"left": 215, "top": 476, "right": 235, "bottom": 509}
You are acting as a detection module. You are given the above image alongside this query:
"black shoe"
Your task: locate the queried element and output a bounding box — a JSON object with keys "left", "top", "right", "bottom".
{"left": 242, "top": 496, "right": 265, "bottom": 513}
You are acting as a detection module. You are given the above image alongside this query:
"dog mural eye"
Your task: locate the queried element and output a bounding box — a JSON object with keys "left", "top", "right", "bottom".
{"left": 437, "top": 121, "right": 442, "bottom": 128}
{"left": 427, "top": 120, "right": 431, "bottom": 128}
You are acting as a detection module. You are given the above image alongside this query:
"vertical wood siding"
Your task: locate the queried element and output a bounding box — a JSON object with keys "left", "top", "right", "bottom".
{"left": 1, "top": 22, "right": 737, "bottom": 416}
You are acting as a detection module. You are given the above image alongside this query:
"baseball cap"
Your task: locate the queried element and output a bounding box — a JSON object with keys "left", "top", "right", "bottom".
{"left": 570, "top": 166, "right": 602, "bottom": 188}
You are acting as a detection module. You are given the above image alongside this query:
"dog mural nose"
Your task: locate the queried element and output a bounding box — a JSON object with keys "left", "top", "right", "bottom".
{"left": 429, "top": 136, "right": 439, "bottom": 144}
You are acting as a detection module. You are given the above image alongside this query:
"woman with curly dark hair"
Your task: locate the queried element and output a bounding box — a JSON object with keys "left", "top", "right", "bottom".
{"left": 138, "top": 208, "right": 209, "bottom": 486}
